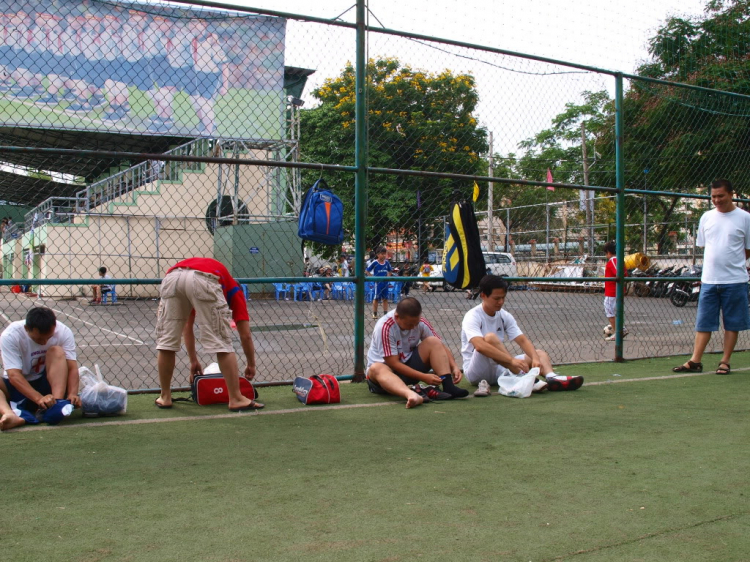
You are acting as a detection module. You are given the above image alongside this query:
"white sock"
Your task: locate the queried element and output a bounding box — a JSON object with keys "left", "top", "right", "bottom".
{"left": 545, "top": 372, "right": 565, "bottom": 381}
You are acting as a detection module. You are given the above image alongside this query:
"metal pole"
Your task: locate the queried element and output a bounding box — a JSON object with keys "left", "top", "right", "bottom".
{"left": 487, "top": 131, "right": 494, "bottom": 251}
{"left": 545, "top": 202, "right": 550, "bottom": 263}
{"left": 505, "top": 208, "right": 510, "bottom": 252}
{"left": 352, "top": 0, "right": 367, "bottom": 382}
{"left": 643, "top": 168, "right": 648, "bottom": 254}
{"left": 581, "top": 121, "right": 593, "bottom": 255}
{"left": 614, "top": 74, "right": 625, "bottom": 362}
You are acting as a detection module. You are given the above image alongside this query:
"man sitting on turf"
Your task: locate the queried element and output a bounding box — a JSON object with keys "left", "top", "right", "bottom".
{"left": 461, "top": 275, "right": 584, "bottom": 396}
{"left": 0, "top": 307, "right": 81, "bottom": 421}
{"left": 366, "top": 296, "right": 468, "bottom": 408}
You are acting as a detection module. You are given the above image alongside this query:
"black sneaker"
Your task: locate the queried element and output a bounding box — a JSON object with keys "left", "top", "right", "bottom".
{"left": 410, "top": 385, "right": 431, "bottom": 403}
{"left": 371, "top": 311, "right": 378, "bottom": 319}
{"left": 423, "top": 385, "right": 452, "bottom": 401}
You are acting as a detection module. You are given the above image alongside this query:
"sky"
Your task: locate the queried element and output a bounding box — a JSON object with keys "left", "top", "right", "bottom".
{"left": 209, "top": 0, "right": 709, "bottom": 154}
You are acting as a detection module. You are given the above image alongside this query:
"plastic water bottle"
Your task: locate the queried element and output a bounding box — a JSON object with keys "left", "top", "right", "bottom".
{"left": 673, "top": 320, "right": 683, "bottom": 326}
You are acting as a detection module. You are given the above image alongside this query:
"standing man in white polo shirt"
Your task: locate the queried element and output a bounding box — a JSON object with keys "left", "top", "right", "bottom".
{"left": 673, "top": 179, "right": 750, "bottom": 375}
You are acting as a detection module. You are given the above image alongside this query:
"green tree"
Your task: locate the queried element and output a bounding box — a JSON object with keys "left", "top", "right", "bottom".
{"left": 299, "top": 57, "right": 488, "bottom": 258}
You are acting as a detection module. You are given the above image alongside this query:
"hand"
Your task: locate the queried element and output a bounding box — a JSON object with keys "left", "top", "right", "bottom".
{"left": 244, "top": 364, "right": 256, "bottom": 381}
{"left": 422, "top": 372, "right": 443, "bottom": 386}
{"left": 531, "top": 356, "right": 542, "bottom": 370}
{"left": 188, "top": 360, "right": 203, "bottom": 384}
{"left": 67, "top": 394, "right": 82, "bottom": 408}
{"left": 36, "top": 394, "right": 56, "bottom": 410}
{"left": 510, "top": 358, "right": 528, "bottom": 374}
{"left": 451, "top": 365, "right": 463, "bottom": 384}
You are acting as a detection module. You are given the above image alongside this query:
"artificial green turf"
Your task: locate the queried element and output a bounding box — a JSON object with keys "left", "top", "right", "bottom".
{"left": 4, "top": 352, "right": 750, "bottom": 561}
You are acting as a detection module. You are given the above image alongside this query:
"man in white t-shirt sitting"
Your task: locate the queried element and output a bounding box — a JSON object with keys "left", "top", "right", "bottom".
{"left": 0, "top": 307, "right": 80, "bottom": 427}
{"left": 366, "top": 297, "right": 468, "bottom": 408}
{"left": 461, "top": 275, "right": 583, "bottom": 396}
{"left": 673, "top": 178, "right": 750, "bottom": 376}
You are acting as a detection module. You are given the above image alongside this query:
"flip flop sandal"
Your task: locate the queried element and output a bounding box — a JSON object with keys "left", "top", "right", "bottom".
{"left": 229, "top": 400, "right": 265, "bottom": 412}
{"left": 673, "top": 361, "right": 703, "bottom": 373}
{"left": 154, "top": 399, "right": 172, "bottom": 409}
{"left": 716, "top": 363, "right": 731, "bottom": 375}
{"left": 672, "top": 361, "right": 702, "bottom": 373}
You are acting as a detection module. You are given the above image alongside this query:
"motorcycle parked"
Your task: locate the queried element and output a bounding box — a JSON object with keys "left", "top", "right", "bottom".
{"left": 649, "top": 265, "right": 676, "bottom": 298}
{"left": 632, "top": 265, "right": 659, "bottom": 297}
{"left": 670, "top": 265, "right": 702, "bottom": 307}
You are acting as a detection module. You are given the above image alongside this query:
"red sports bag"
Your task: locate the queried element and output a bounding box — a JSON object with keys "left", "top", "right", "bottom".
{"left": 293, "top": 374, "right": 340, "bottom": 405}
{"left": 191, "top": 373, "right": 258, "bottom": 406}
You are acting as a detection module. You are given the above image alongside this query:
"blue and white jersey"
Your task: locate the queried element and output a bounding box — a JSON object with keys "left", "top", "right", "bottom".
{"left": 366, "top": 259, "right": 392, "bottom": 277}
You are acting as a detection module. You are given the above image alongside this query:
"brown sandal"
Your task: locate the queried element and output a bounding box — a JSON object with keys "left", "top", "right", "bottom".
{"left": 672, "top": 361, "right": 703, "bottom": 373}
{"left": 716, "top": 362, "right": 731, "bottom": 375}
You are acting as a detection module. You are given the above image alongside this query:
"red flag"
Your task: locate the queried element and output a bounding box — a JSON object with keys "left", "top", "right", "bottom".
{"left": 546, "top": 168, "right": 555, "bottom": 191}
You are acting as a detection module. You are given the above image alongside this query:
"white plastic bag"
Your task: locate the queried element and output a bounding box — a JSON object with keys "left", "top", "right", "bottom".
{"left": 497, "top": 367, "right": 539, "bottom": 398}
{"left": 80, "top": 365, "right": 127, "bottom": 416}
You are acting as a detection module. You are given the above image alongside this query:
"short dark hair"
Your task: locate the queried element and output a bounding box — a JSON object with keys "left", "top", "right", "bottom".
{"left": 376, "top": 246, "right": 387, "bottom": 254}
{"left": 478, "top": 274, "right": 509, "bottom": 296}
{"left": 26, "top": 307, "right": 56, "bottom": 334}
{"left": 395, "top": 296, "right": 422, "bottom": 318}
{"left": 603, "top": 241, "right": 616, "bottom": 255}
{"left": 711, "top": 178, "right": 733, "bottom": 193}
{"left": 98, "top": 266, "right": 107, "bottom": 275}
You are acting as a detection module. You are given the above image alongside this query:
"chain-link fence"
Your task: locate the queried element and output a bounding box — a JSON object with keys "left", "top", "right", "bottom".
{"left": 0, "top": 0, "right": 749, "bottom": 390}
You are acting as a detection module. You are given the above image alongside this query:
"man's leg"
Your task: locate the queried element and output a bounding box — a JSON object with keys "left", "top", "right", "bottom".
{"left": 721, "top": 330, "right": 739, "bottom": 367}
{"left": 367, "top": 363, "right": 423, "bottom": 408}
{"left": 677, "top": 283, "right": 718, "bottom": 370}
{"left": 44, "top": 346, "right": 70, "bottom": 399}
{"left": 216, "top": 351, "right": 256, "bottom": 410}
{"left": 528, "top": 349, "right": 554, "bottom": 376}
{"left": 689, "top": 331, "right": 712, "bottom": 365}
{"left": 0, "top": 378, "right": 24, "bottom": 431}
{"left": 418, "top": 336, "right": 468, "bottom": 398}
{"left": 157, "top": 349, "right": 177, "bottom": 407}
{"left": 382, "top": 298, "right": 389, "bottom": 314}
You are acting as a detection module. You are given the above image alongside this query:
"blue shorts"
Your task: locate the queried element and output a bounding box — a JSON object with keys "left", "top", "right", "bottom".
{"left": 3, "top": 370, "right": 50, "bottom": 406}
{"left": 375, "top": 281, "right": 389, "bottom": 301}
{"left": 695, "top": 282, "right": 750, "bottom": 332}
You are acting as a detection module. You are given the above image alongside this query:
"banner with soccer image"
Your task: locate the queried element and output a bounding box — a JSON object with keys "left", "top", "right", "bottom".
{"left": 0, "top": 0, "right": 286, "bottom": 140}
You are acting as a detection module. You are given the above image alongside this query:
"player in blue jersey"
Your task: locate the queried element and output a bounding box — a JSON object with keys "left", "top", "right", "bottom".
{"left": 366, "top": 246, "right": 393, "bottom": 319}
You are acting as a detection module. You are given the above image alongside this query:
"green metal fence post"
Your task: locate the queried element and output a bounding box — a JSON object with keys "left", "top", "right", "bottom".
{"left": 614, "top": 73, "right": 626, "bottom": 362}
{"left": 352, "top": 0, "right": 368, "bottom": 382}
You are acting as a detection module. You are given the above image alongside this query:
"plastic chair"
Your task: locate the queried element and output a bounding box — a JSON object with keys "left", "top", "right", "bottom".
{"left": 295, "top": 282, "right": 323, "bottom": 301}
{"left": 101, "top": 285, "right": 117, "bottom": 304}
{"left": 241, "top": 284, "right": 249, "bottom": 301}
{"left": 331, "top": 281, "right": 354, "bottom": 300}
{"left": 388, "top": 282, "right": 403, "bottom": 302}
{"left": 273, "top": 283, "right": 290, "bottom": 301}
{"left": 365, "top": 282, "right": 376, "bottom": 303}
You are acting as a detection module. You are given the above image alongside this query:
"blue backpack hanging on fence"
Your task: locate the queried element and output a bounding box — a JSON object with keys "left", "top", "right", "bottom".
{"left": 298, "top": 179, "right": 344, "bottom": 245}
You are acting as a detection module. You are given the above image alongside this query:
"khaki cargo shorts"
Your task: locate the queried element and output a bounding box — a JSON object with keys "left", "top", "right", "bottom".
{"left": 155, "top": 268, "right": 234, "bottom": 354}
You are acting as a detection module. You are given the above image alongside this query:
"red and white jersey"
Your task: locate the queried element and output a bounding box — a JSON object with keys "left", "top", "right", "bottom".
{"left": 366, "top": 310, "right": 440, "bottom": 370}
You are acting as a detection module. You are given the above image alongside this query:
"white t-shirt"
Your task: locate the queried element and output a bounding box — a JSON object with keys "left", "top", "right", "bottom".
{"left": 1, "top": 320, "right": 77, "bottom": 381}
{"left": 461, "top": 304, "right": 523, "bottom": 366}
{"left": 697, "top": 207, "right": 750, "bottom": 284}
{"left": 366, "top": 310, "right": 440, "bottom": 370}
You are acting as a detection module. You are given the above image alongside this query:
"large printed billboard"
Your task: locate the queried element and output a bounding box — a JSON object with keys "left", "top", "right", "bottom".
{"left": 0, "top": 1, "right": 286, "bottom": 140}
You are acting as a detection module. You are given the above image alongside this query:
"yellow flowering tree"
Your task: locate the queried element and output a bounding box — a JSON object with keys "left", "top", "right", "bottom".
{"left": 300, "top": 57, "right": 488, "bottom": 255}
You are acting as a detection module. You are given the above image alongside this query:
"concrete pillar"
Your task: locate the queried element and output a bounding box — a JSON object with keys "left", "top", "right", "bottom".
{"left": 530, "top": 239, "right": 537, "bottom": 256}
